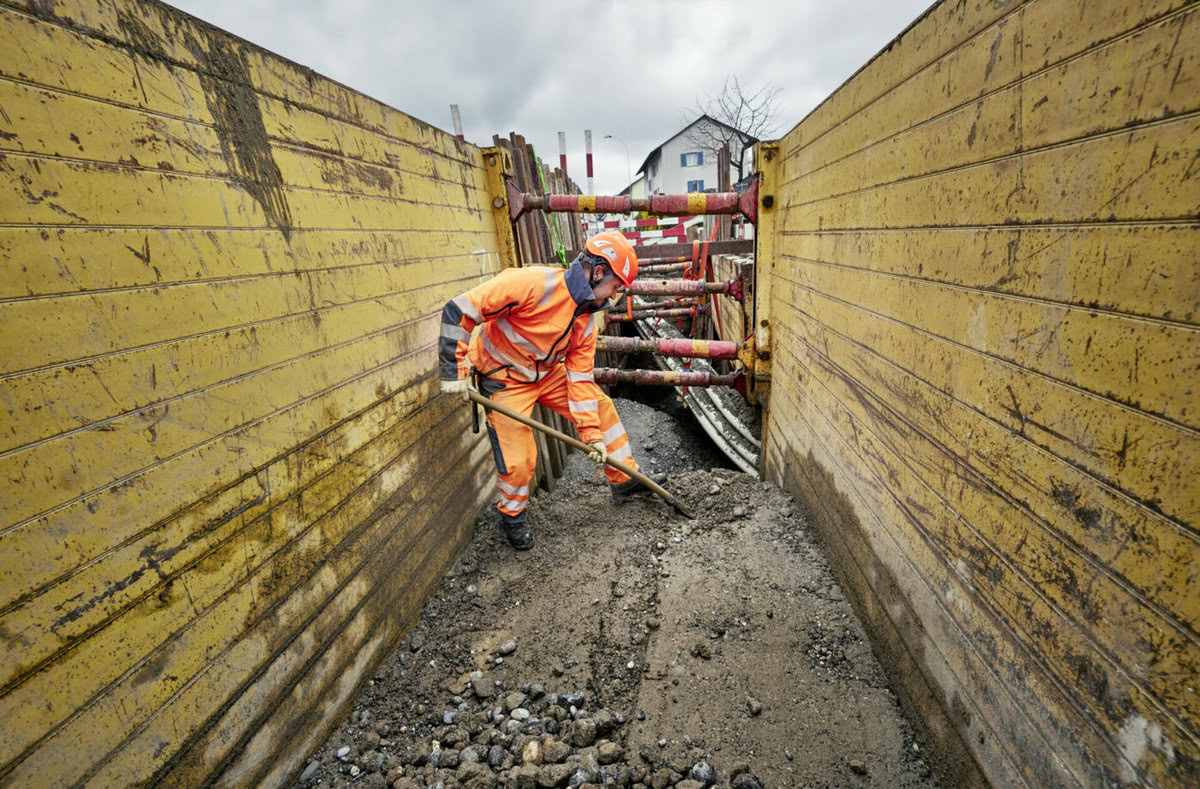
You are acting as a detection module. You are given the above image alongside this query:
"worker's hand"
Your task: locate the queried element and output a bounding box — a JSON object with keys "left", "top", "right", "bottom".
{"left": 586, "top": 441, "right": 607, "bottom": 466}
{"left": 441, "top": 377, "right": 475, "bottom": 402}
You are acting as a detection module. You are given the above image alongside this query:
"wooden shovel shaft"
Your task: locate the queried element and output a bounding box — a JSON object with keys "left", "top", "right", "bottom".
{"left": 467, "top": 390, "right": 674, "bottom": 502}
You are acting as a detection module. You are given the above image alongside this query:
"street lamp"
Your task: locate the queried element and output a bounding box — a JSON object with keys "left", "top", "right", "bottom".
{"left": 603, "top": 134, "right": 631, "bottom": 192}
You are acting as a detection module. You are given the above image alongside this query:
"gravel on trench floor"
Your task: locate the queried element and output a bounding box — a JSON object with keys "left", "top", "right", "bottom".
{"left": 298, "top": 397, "right": 937, "bottom": 788}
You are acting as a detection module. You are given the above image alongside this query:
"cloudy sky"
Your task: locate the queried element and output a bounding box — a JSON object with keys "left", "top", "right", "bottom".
{"left": 171, "top": 0, "right": 933, "bottom": 195}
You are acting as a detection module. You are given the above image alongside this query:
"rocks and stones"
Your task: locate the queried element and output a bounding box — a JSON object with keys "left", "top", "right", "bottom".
{"left": 730, "top": 771, "right": 765, "bottom": 789}
{"left": 487, "top": 744, "right": 507, "bottom": 769}
{"left": 688, "top": 761, "right": 716, "bottom": 785}
{"left": 362, "top": 750, "right": 385, "bottom": 773}
{"left": 592, "top": 709, "right": 617, "bottom": 736}
{"left": 538, "top": 763, "right": 573, "bottom": 787}
{"left": 471, "top": 672, "right": 493, "bottom": 699}
{"left": 299, "top": 759, "right": 320, "bottom": 783}
{"left": 335, "top": 746, "right": 351, "bottom": 760}
{"left": 849, "top": 759, "right": 868, "bottom": 775}
{"left": 597, "top": 740, "right": 625, "bottom": 764}
{"left": 521, "top": 739, "right": 542, "bottom": 765}
{"left": 746, "top": 696, "right": 763, "bottom": 716}
{"left": 504, "top": 692, "right": 528, "bottom": 711}
{"left": 497, "top": 638, "right": 518, "bottom": 656}
{"left": 512, "top": 763, "right": 539, "bottom": 789}
{"left": 569, "top": 717, "right": 598, "bottom": 747}
{"left": 511, "top": 707, "right": 531, "bottom": 721}
{"left": 733, "top": 506, "right": 747, "bottom": 518}
{"left": 542, "top": 738, "right": 570, "bottom": 764}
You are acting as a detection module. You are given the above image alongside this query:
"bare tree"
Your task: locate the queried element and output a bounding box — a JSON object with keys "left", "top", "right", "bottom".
{"left": 682, "top": 76, "right": 782, "bottom": 182}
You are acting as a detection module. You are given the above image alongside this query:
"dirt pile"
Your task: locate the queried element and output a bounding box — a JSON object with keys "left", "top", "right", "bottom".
{"left": 298, "top": 398, "right": 935, "bottom": 788}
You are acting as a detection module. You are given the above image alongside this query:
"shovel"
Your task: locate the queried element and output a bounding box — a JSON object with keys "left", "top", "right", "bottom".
{"left": 467, "top": 389, "right": 694, "bottom": 519}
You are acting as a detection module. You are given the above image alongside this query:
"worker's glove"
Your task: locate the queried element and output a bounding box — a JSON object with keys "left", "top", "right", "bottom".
{"left": 585, "top": 441, "right": 607, "bottom": 466}
{"left": 441, "top": 377, "right": 475, "bottom": 402}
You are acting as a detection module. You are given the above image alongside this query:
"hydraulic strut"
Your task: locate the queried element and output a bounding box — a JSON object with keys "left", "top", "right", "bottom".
{"left": 593, "top": 368, "right": 739, "bottom": 387}
{"left": 638, "top": 255, "right": 690, "bottom": 265}
{"left": 506, "top": 178, "right": 758, "bottom": 223}
{"left": 607, "top": 307, "right": 696, "bottom": 323}
{"left": 638, "top": 262, "right": 692, "bottom": 275}
{"left": 596, "top": 335, "right": 741, "bottom": 360}
{"left": 628, "top": 279, "right": 739, "bottom": 297}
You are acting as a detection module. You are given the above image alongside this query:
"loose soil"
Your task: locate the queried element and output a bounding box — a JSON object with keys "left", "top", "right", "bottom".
{"left": 300, "top": 398, "right": 936, "bottom": 788}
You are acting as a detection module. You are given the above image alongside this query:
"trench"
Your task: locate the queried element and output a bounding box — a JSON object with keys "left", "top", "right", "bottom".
{"left": 294, "top": 395, "right": 940, "bottom": 788}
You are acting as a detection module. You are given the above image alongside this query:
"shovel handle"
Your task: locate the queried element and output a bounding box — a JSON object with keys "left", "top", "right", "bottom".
{"left": 467, "top": 390, "right": 674, "bottom": 501}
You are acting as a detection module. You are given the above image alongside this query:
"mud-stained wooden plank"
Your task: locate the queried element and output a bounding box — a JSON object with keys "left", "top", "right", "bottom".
{"left": 0, "top": 274, "right": 483, "bottom": 453}
{"left": 783, "top": 257, "right": 1199, "bottom": 427}
{"left": 0, "top": 73, "right": 487, "bottom": 205}
{"left": 0, "top": 152, "right": 489, "bottom": 230}
{"left": 3, "top": 414, "right": 490, "bottom": 786}
{"left": 781, "top": 115, "right": 1200, "bottom": 232}
{"left": 1, "top": 1, "right": 506, "bottom": 784}
{"left": 0, "top": 348, "right": 467, "bottom": 698}
{"left": 779, "top": 0, "right": 1015, "bottom": 151}
{"left": 774, "top": 310, "right": 1199, "bottom": 739}
{"left": 146, "top": 457, "right": 492, "bottom": 788}
{"left": 773, "top": 277, "right": 1197, "bottom": 529}
{"left": 0, "top": 325, "right": 443, "bottom": 610}
{"left": 764, "top": 0, "right": 1199, "bottom": 785}
{"left": 0, "top": 248, "right": 478, "bottom": 373}
{"left": 778, "top": 225, "right": 1198, "bottom": 324}
{"left": 766, "top": 379, "right": 1183, "bottom": 787}
{"left": 765, "top": 404, "right": 1099, "bottom": 788}
{"left": 0, "top": 384, "right": 457, "bottom": 768}
{"left": 0, "top": 3, "right": 476, "bottom": 165}
{"left": 782, "top": 1, "right": 1194, "bottom": 185}
{"left": 0, "top": 227, "right": 496, "bottom": 299}
{"left": 777, "top": 298, "right": 1198, "bottom": 631}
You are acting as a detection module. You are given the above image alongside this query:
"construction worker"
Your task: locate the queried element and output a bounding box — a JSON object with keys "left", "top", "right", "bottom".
{"left": 439, "top": 231, "right": 667, "bottom": 550}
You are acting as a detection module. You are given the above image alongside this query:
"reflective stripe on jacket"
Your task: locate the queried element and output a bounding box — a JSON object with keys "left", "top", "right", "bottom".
{"left": 439, "top": 257, "right": 610, "bottom": 443}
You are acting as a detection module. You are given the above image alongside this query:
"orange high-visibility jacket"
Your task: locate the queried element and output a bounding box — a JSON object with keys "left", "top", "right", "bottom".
{"left": 439, "top": 258, "right": 609, "bottom": 443}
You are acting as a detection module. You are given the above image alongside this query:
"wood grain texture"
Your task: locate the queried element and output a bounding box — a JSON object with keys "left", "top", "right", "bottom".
{"left": 762, "top": 0, "right": 1199, "bottom": 785}
{"left": 0, "top": 1, "right": 503, "bottom": 785}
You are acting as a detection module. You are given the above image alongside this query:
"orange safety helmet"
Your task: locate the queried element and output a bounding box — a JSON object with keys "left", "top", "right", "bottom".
{"left": 585, "top": 231, "right": 639, "bottom": 287}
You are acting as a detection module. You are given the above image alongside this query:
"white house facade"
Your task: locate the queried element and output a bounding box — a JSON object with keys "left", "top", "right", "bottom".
{"left": 638, "top": 116, "right": 754, "bottom": 195}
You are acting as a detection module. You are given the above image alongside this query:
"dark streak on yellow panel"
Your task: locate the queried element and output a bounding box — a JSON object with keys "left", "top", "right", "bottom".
{"left": 763, "top": 0, "right": 1199, "bottom": 786}
{"left": 0, "top": 1, "right": 505, "bottom": 786}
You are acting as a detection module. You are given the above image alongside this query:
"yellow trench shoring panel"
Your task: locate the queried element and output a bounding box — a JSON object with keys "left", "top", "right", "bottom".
{"left": 0, "top": 0, "right": 505, "bottom": 785}
{"left": 758, "top": 0, "right": 1198, "bottom": 786}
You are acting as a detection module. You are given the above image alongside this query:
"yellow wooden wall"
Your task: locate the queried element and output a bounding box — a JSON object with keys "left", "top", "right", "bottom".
{"left": 0, "top": 1, "right": 501, "bottom": 785}
{"left": 760, "top": 0, "right": 1198, "bottom": 785}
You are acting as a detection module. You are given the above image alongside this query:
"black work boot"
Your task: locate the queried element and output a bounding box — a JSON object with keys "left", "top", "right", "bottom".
{"left": 499, "top": 512, "right": 534, "bottom": 550}
{"left": 610, "top": 472, "right": 669, "bottom": 503}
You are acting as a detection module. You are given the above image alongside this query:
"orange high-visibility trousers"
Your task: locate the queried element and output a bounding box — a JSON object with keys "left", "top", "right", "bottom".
{"left": 482, "top": 364, "right": 639, "bottom": 520}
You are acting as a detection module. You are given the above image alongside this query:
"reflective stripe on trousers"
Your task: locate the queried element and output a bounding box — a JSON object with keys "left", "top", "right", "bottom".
{"left": 483, "top": 364, "right": 638, "bottom": 519}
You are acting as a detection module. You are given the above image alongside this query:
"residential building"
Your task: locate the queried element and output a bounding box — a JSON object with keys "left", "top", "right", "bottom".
{"left": 636, "top": 115, "right": 756, "bottom": 195}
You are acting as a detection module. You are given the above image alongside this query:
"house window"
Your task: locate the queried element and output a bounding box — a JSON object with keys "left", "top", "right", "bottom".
{"left": 680, "top": 151, "right": 703, "bottom": 167}
{"left": 687, "top": 180, "right": 704, "bottom": 193}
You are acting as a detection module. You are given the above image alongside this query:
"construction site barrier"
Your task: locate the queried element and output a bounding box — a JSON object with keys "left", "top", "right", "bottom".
{"left": 506, "top": 179, "right": 758, "bottom": 223}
